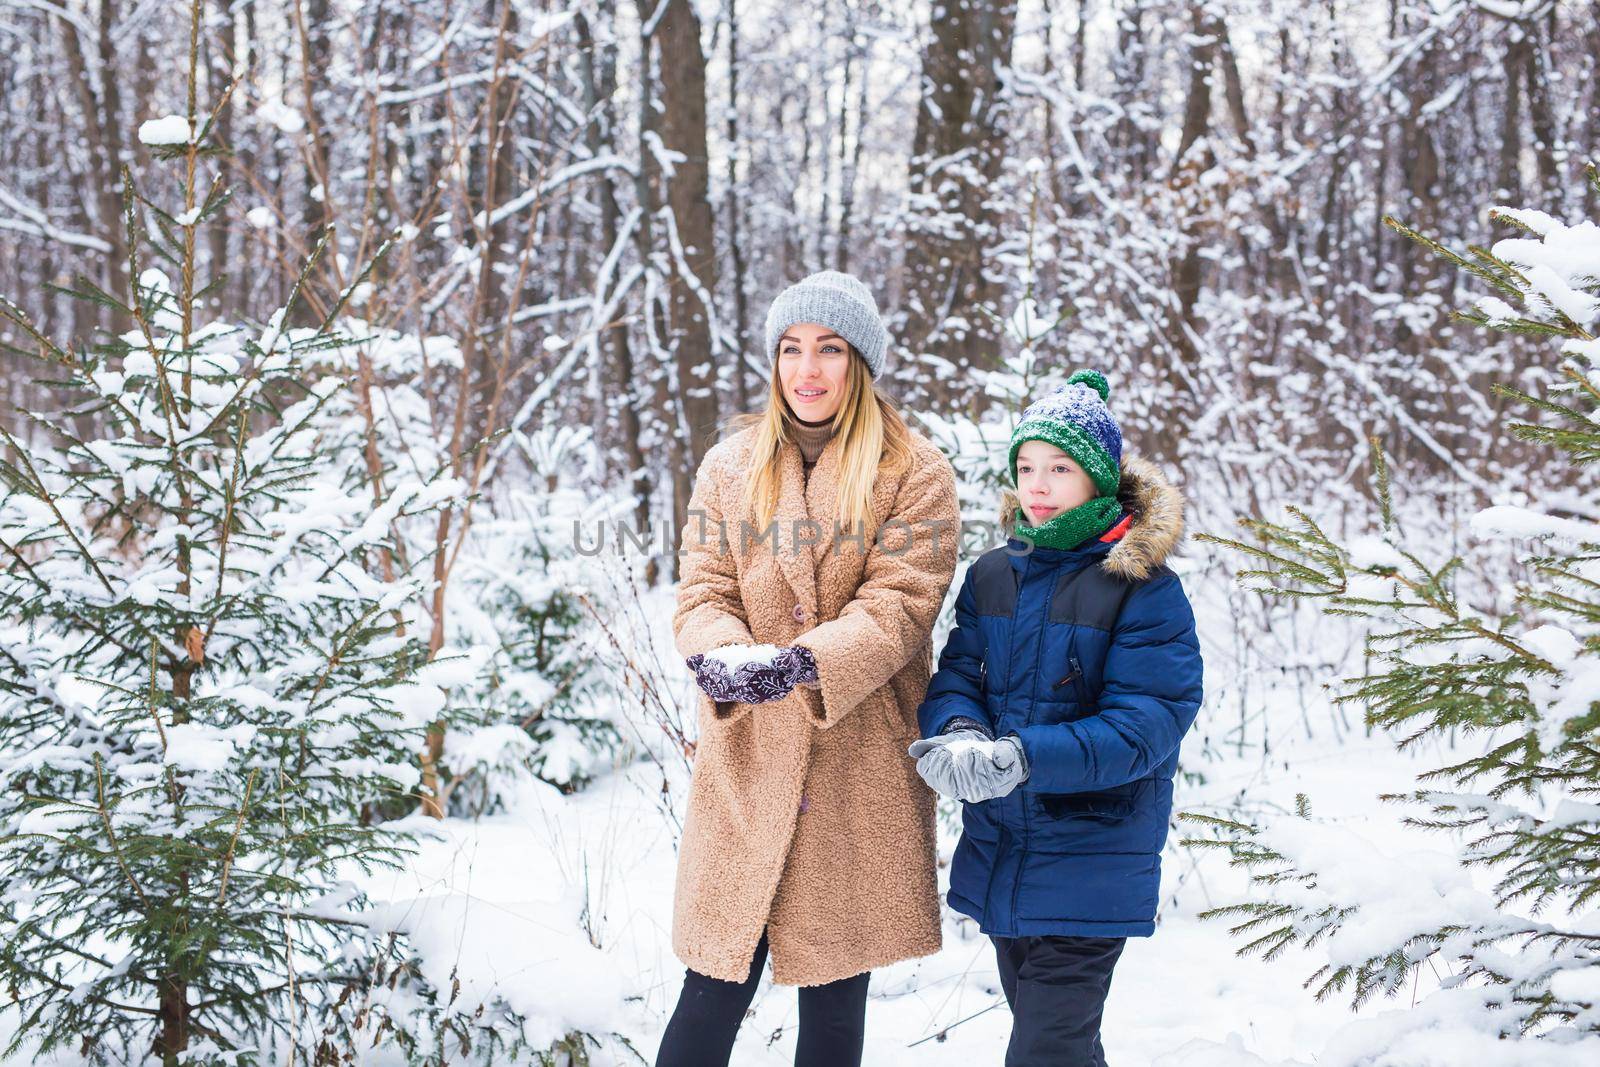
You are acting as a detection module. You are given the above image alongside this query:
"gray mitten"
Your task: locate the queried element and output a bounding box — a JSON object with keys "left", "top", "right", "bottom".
{"left": 961, "top": 735, "right": 1031, "bottom": 802}
{"left": 906, "top": 716, "right": 992, "bottom": 762}
{"left": 908, "top": 718, "right": 997, "bottom": 800}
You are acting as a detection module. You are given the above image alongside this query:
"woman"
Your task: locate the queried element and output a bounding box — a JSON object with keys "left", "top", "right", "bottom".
{"left": 655, "top": 270, "right": 960, "bottom": 1067}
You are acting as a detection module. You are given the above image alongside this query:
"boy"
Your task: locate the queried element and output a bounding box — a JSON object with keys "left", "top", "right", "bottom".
{"left": 909, "top": 369, "right": 1204, "bottom": 1066}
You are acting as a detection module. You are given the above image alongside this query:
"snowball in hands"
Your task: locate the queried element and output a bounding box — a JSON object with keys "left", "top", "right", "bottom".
{"left": 701, "top": 644, "right": 788, "bottom": 671}
{"left": 909, "top": 732, "right": 1030, "bottom": 803}
{"left": 686, "top": 644, "right": 818, "bottom": 705}
{"left": 908, "top": 729, "right": 1000, "bottom": 801}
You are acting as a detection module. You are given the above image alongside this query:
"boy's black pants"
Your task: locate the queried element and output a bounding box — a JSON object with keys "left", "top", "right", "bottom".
{"left": 991, "top": 934, "right": 1126, "bottom": 1067}
{"left": 655, "top": 929, "right": 870, "bottom": 1067}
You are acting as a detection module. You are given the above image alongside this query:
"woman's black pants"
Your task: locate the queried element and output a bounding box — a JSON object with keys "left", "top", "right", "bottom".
{"left": 655, "top": 930, "right": 870, "bottom": 1067}
{"left": 992, "top": 934, "right": 1127, "bottom": 1067}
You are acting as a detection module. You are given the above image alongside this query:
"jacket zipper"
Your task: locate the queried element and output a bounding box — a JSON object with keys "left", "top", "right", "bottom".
{"left": 1052, "top": 664, "right": 1081, "bottom": 690}
{"left": 1002, "top": 558, "right": 1030, "bottom": 933}
{"left": 1054, "top": 654, "right": 1088, "bottom": 703}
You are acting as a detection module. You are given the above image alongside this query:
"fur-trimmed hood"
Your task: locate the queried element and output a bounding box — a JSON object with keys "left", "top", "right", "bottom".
{"left": 998, "top": 455, "right": 1185, "bottom": 581}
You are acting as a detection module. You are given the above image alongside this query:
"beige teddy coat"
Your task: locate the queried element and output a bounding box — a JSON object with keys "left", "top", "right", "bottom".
{"left": 670, "top": 420, "right": 960, "bottom": 986}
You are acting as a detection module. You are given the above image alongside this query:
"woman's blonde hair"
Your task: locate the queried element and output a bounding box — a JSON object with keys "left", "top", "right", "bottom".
{"left": 727, "top": 345, "right": 913, "bottom": 541}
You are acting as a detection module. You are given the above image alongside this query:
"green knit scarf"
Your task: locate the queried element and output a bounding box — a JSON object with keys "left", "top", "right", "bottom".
{"left": 1012, "top": 496, "right": 1123, "bottom": 551}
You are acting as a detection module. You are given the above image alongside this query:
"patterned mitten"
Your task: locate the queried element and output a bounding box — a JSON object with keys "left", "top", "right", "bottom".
{"left": 774, "top": 645, "right": 819, "bottom": 686}
{"left": 686, "top": 646, "right": 818, "bottom": 705}
{"left": 722, "top": 645, "right": 817, "bottom": 702}
{"left": 685, "top": 653, "right": 739, "bottom": 702}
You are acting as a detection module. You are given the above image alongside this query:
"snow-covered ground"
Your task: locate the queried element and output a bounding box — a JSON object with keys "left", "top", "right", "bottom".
{"left": 6, "top": 545, "right": 1578, "bottom": 1065}
{"left": 365, "top": 698, "right": 1451, "bottom": 1065}
{"left": 359, "top": 580, "right": 1487, "bottom": 1065}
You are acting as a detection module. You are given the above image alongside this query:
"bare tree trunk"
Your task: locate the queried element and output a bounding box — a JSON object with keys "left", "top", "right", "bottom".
{"left": 1072, "top": 0, "right": 1088, "bottom": 91}
{"left": 59, "top": 1, "right": 131, "bottom": 333}
{"left": 1371, "top": 0, "right": 1400, "bottom": 291}
{"left": 206, "top": 1, "right": 238, "bottom": 317}
{"left": 838, "top": 33, "right": 864, "bottom": 275}
{"left": 633, "top": 2, "right": 676, "bottom": 583}
{"left": 1110, "top": 0, "right": 1153, "bottom": 184}
{"left": 1039, "top": 0, "right": 1071, "bottom": 212}
{"left": 1174, "top": 5, "right": 1216, "bottom": 168}
{"left": 836, "top": 25, "right": 866, "bottom": 275}
{"left": 296, "top": 0, "right": 336, "bottom": 321}
{"left": 1524, "top": 11, "right": 1562, "bottom": 212}
{"left": 475, "top": 0, "right": 520, "bottom": 433}
{"left": 1397, "top": 33, "right": 1441, "bottom": 298}
{"left": 1588, "top": 2, "right": 1600, "bottom": 217}
{"left": 1160, "top": 0, "right": 1219, "bottom": 456}
{"left": 639, "top": 0, "right": 721, "bottom": 579}
{"left": 785, "top": 87, "right": 813, "bottom": 275}
{"left": 901, "top": 0, "right": 1019, "bottom": 397}
{"left": 819, "top": 13, "right": 838, "bottom": 267}
{"left": 1216, "top": 19, "right": 1253, "bottom": 155}
{"left": 1499, "top": 29, "right": 1526, "bottom": 201}
{"left": 577, "top": 4, "right": 654, "bottom": 584}
{"left": 724, "top": 0, "right": 753, "bottom": 410}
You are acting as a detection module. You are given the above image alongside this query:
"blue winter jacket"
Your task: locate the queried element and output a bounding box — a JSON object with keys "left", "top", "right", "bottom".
{"left": 916, "top": 458, "right": 1204, "bottom": 938}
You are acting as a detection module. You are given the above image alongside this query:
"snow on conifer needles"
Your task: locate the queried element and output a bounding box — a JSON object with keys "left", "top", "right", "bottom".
{"left": 0, "top": 48, "right": 526, "bottom": 1067}
{"left": 1188, "top": 168, "right": 1600, "bottom": 1053}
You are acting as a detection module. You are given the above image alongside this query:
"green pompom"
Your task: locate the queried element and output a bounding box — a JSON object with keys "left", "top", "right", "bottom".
{"left": 1067, "top": 369, "right": 1110, "bottom": 402}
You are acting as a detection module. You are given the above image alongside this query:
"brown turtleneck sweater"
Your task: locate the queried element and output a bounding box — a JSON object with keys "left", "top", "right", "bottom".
{"left": 790, "top": 417, "right": 837, "bottom": 481}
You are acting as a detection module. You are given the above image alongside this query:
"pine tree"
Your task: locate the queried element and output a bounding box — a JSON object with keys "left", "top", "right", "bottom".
{"left": 1186, "top": 166, "right": 1600, "bottom": 1042}
{"left": 0, "top": 13, "right": 471, "bottom": 1063}
{"left": 439, "top": 423, "right": 627, "bottom": 810}
{"left": 294, "top": 330, "right": 632, "bottom": 814}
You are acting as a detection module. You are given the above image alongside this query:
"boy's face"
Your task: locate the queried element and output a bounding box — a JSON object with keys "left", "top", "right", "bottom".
{"left": 1016, "top": 440, "right": 1096, "bottom": 525}
{"left": 777, "top": 322, "right": 850, "bottom": 422}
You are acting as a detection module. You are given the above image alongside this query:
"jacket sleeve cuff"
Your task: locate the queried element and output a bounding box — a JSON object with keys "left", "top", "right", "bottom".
{"left": 706, "top": 694, "right": 759, "bottom": 725}
{"left": 675, "top": 613, "right": 756, "bottom": 660}
{"left": 942, "top": 716, "right": 995, "bottom": 739}
{"left": 788, "top": 630, "right": 879, "bottom": 728}
{"left": 918, "top": 694, "right": 995, "bottom": 738}
{"left": 1011, "top": 724, "right": 1081, "bottom": 793}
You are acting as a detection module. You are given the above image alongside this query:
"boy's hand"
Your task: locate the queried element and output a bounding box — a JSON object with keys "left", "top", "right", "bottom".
{"left": 960, "top": 735, "right": 1030, "bottom": 801}
{"left": 908, "top": 719, "right": 998, "bottom": 800}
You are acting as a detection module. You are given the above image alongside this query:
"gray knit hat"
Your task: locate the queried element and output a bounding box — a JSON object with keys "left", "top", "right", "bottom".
{"left": 763, "top": 270, "right": 889, "bottom": 379}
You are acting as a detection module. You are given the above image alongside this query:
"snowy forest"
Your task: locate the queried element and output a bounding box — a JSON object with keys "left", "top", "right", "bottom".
{"left": 0, "top": 0, "right": 1597, "bottom": 1063}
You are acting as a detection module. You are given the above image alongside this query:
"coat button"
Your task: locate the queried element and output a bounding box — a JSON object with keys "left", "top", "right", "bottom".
{"left": 799, "top": 793, "right": 810, "bottom": 814}
{"left": 793, "top": 604, "right": 806, "bottom": 622}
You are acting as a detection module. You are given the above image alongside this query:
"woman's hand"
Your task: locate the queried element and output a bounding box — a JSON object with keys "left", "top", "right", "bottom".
{"left": 685, "top": 653, "right": 739, "bottom": 702}
{"left": 687, "top": 646, "right": 819, "bottom": 705}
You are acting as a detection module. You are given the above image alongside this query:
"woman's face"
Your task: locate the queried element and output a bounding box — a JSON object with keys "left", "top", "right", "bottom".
{"left": 777, "top": 322, "right": 850, "bottom": 422}
{"left": 1016, "top": 440, "right": 1096, "bottom": 525}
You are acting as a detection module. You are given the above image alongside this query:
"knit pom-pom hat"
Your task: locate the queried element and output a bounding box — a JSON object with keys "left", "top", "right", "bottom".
{"left": 1007, "top": 369, "right": 1122, "bottom": 496}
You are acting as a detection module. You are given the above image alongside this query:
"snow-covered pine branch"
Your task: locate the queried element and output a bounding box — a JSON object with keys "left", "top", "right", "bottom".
{"left": 0, "top": 44, "right": 501, "bottom": 1063}
{"left": 1187, "top": 166, "right": 1600, "bottom": 1055}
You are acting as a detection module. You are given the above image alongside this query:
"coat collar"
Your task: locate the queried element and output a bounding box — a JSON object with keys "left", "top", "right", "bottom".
{"left": 768, "top": 432, "right": 844, "bottom": 615}
{"left": 997, "top": 455, "right": 1186, "bottom": 580}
